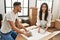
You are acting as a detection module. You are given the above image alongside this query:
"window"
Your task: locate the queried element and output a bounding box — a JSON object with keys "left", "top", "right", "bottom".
{"left": 36, "top": 0, "right": 53, "bottom": 13}
{"left": 5, "top": 0, "right": 29, "bottom": 16}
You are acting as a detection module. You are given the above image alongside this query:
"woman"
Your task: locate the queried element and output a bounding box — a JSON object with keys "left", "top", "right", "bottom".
{"left": 36, "top": 3, "right": 51, "bottom": 33}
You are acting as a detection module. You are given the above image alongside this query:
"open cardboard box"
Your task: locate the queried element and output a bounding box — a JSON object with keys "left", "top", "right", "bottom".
{"left": 55, "top": 19, "right": 60, "bottom": 29}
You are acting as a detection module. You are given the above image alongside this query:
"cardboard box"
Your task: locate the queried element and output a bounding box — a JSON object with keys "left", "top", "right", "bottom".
{"left": 55, "top": 19, "right": 60, "bottom": 29}
{"left": 51, "top": 20, "right": 55, "bottom": 28}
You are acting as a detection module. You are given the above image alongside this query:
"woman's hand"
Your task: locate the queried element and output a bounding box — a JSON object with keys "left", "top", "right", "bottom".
{"left": 38, "top": 26, "right": 40, "bottom": 33}
{"left": 44, "top": 27, "right": 48, "bottom": 31}
{"left": 44, "top": 28, "right": 47, "bottom": 31}
{"left": 38, "top": 29, "right": 40, "bottom": 33}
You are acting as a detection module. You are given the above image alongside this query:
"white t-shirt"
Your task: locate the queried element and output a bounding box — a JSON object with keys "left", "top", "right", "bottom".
{"left": 1, "top": 11, "right": 18, "bottom": 33}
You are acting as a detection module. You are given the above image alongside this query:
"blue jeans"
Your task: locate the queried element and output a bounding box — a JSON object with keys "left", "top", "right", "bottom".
{"left": 1, "top": 30, "right": 17, "bottom": 40}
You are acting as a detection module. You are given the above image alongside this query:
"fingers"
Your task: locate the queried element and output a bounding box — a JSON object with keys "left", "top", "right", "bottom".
{"left": 38, "top": 30, "right": 40, "bottom": 33}
{"left": 24, "top": 32, "right": 32, "bottom": 37}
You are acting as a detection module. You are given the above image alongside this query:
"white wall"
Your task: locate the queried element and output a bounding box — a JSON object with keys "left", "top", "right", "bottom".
{"left": 29, "top": 0, "right": 36, "bottom": 7}
{"left": 52, "top": 0, "right": 60, "bottom": 19}
{"left": 0, "top": 0, "right": 60, "bottom": 19}
{"left": 57, "top": 0, "right": 60, "bottom": 18}
{"left": 29, "top": 0, "right": 60, "bottom": 19}
{"left": 0, "top": 0, "right": 36, "bottom": 15}
{"left": 0, "top": 0, "right": 5, "bottom": 16}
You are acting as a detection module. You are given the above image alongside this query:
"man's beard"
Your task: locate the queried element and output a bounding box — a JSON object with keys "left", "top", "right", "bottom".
{"left": 19, "top": 11, "right": 21, "bottom": 12}
{"left": 18, "top": 10, "right": 21, "bottom": 12}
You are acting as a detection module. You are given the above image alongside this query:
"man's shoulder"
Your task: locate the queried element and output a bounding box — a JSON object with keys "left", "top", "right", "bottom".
{"left": 6, "top": 11, "right": 12, "bottom": 16}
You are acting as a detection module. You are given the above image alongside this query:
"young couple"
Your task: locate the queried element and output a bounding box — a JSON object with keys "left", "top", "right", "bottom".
{"left": 1, "top": 2, "right": 51, "bottom": 40}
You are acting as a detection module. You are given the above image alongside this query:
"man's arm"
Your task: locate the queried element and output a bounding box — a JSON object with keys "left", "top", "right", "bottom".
{"left": 8, "top": 20, "right": 31, "bottom": 37}
{"left": 16, "top": 19, "right": 28, "bottom": 32}
{"left": 7, "top": 20, "right": 24, "bottom": 34}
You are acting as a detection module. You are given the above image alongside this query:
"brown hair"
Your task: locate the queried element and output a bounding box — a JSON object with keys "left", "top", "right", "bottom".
{"left": 39, "top": 3, "right": 48, "bottom": 21}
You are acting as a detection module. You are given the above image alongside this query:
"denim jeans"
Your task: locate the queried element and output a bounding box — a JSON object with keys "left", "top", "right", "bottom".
{"left": 1, "top": 30, "right": 17, "bottom": 40}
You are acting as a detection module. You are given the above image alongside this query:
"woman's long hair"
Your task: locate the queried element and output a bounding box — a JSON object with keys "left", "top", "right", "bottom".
{"left": 39, "top": 3, "right": 48, "bottom": 21}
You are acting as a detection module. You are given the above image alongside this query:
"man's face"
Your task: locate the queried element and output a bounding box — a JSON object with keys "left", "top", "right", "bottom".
{"left": 15, "top": 5, "right": 22, "bottom": 12}
{"left": 17, "top": 5, "right": 21, "bottom": 12}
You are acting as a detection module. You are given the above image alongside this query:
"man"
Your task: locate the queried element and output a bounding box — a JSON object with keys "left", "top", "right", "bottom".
{"left": 1, "top": 2, "right": 30, "bottom": 40}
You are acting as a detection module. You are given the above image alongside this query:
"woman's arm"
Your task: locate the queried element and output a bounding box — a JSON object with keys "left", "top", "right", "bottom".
{"left": 38, "top": 26, "right": 40, "bottom": 33}
{"left": 45, "top": 12, "right": 52, "bottom": 31}
{"left": 36, "top": 11, "right": 41, "bottom": 33}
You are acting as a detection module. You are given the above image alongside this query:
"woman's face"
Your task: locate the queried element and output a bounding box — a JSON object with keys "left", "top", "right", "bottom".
{"left": 42, "top": 4, "right": 47, "bottom": 12}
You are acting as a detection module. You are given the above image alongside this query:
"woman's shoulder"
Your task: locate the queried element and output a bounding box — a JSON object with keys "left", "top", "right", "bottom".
{"left": 48, "top": 11, "right": 52, "bottom": 15}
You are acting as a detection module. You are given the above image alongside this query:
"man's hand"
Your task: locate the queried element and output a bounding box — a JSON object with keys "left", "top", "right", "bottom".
{"left": 24, "top": 32, "right": 32, "bottom": 37}
{"left": 16, "top": 19, "right": 29, "bottom": 32}
{"left": 25, "top": 29, "right": 29, "bottom": 32}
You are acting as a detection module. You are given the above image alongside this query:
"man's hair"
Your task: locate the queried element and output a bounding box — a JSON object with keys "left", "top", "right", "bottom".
{"left": 13, "top": 2, "right": 21, "bottom": 6}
